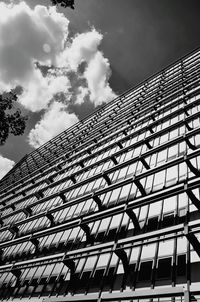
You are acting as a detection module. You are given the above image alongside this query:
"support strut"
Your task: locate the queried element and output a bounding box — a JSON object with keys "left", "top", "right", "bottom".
{"left": 114, "top": 248, "right": 129, "bottom": 275}
{"left": 186, "top": 158, "right": 200, "bottom": 176}
{"left": 186, "top": 189, "right": 200, "bottom": 211}
{"left": 126, "top": 209, "right": 141, "bottom": 231}
{"left": 184, "top": 224, "right": 200, "bottom": 258}
{"left": 133, "top": 177, "right": 146, "bottom": 196}
{"left": 92, "top": 194, "right": 105, "bottom": 211}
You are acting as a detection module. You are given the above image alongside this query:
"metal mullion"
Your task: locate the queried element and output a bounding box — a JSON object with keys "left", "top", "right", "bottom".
{"left": 1, "top": 128, "right": 200, "bottom": 229}
{"left": 70, "top": 202, "right": 85, "bottom": 220}
{"left": 11, "top": 242, "right": 22, "bottom": 258}
{"left": 150, "top": 141, "right": 165, "bottom": 193}
{"left": 0, "top": 76, "right": 198, "bottom": 196}
{"left": 84, "top": 75, "right": 198, "bottom": 143}
{"left": 1, "top": 88, "right": 200, "bottom": 201}
{"left": 93, "top": 220, "right": 110, "bottom": 247}
{"left": 184, "top": 57, "right": 200, "bottom": 70}
{"left": 18, "top": 267, "right": 31, "bottom": 287}
{"left": 4, "top": 103, "right": 197, "bottom": 208}
{"left": 83, "top": 88, "right": 173, "bottom": 148}
{"left": 69, "top": 186, "right": 82, "bottom": 200}
{"left": 60, "top": 229, "right": 73, "bottom": 247}
{"left": 91, "top": 175, "right": 106, "bottom": 192}
{"left": 86, "top": 253, "right": 100, "bottom": 291}
{"left": 162, "top": 70, "right": 190, "bottom": 91}
{"left": 87, "top": 176, "right": 197, "bottom": 226}
{"left": 108, "top": 212, "right": 124, "bottom": 238}
{"left": 63, "top": 236, "right": 167, "bottom": 259}
{"left": 19, "top": 86, "right": 199, "bottom": 177}
{"left": 0, "top": 70, "right": 199, "bottom": 193}
{"left": 90, "top": 220, "right": 101, "bottom": 240}
{"left": 184, "top": 51, "right": 200, "bottom": 63}
{"left": 56, "top": 206, "right": 71, "bottom": 224}
{"left": 40, "top": 262, "right": 56, "bottom": 284}
{"left": 19, "top": 222, "right": 30, "bottom": 235}
{"left": 2, "top": 246, "right": 11, "bottom": 259}
{"left": 2, "top": 272, "right": 15, "bottom": 288}
{"left": 33, "top": 202, "right": 46, "bottom": 214}
{"left": 31, "top": 264, "right": 46, "bottom": 285}
{"left": 64, "top": 204, "right": 78, "bottom": 223}
{"left": 28, "top": 217, "right": 43, "bottom": 234}
{"left": 68, "top": 227, "right": 85, "bottom": 252}
{"left": 19, "top": 241, "right": 32, "bottom": 256}
{"left": 4, "top": 244, "right": 16, "bottom": 259}
{"left": 0, "top": 79, "right": 190, "bottom": 191}
{"left": 66, "top": 222, "right": 199, "bottom": 260}
{"left": 39, "top": 233, "right": 57, "bottom": 249}
{"left": 145, "top": 156, "right": 156, "bottom": 194}
{"left": 79, "top": 198, "right": 94, "bottom": 218}
{"left": 0, "top": 177, "right": 198, "bottom": 247}
{"left": 100, "top": 191, "right": 112, "bottom": 208}
{"left": 51, "top": 231, "right": 64, "bottom": 249}
{"left": 70, "top": 119, "right": 197, "bottom": 178}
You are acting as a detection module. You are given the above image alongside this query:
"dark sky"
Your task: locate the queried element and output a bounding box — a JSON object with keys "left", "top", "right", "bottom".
{"left": 1, "top": 0, "right": 200, "bottom": 162}
{"left": 65, "top": 0, "right": 200, "bottom": 93}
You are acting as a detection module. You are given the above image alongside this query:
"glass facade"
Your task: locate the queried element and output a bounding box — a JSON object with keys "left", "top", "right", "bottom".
{"left": 0, "top": 48, "right": 200, "bottom": 301}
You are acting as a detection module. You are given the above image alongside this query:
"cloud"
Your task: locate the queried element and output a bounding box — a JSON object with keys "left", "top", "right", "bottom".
{"left": 75, "top": 86, "right": 89, "bottom": 105}
{"left": 0, "top": 1, "right": 69, "bottom": 111}
{"left": 19, "top": 70, "right": 71, "bottom": 112}
{"left": 0, "top": 155, "right": 15, "bottom": 180}
{"left": 61, "top": 30, "right": 103, "bottom": 70}
{"left": 0, "top": 2, "right": 117, "bottom": 148}
{"left": 60, "top": 29, "right": 116, "bottom": 105}
{"left": 28, "top": 101, "right": 79, "bottom": 148}
{"left": 84, "top": 51, "right": 116, "bottom": 105}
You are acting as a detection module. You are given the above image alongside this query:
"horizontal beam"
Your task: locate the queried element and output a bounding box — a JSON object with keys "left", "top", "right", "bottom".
{"left": 1, "top": 123, "right": 200, "bottom": 225}
{"left": 102, "top": 287, "right": 185, "bottom": 300}
{"left": 1, "top": 76, "right": 200, "bottom": 200}
{"left": 1, "top": 172, "right": 200, "bottom": 250}
{"left": 1, "top": 216, "right": 200, "bottom": 273}
{"left": 44, "top": 293, "right": 99, "bottom": 302}
{"left": 2, "top": 48, "right": 200, "bottom": 192}
{"left": 42, "top": 287, "right": 187, "bottom": 302}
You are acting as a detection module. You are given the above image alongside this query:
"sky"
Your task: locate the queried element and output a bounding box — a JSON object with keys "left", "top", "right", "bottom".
{"left": 0, "top": 0, "right": 200, "bottom": 179}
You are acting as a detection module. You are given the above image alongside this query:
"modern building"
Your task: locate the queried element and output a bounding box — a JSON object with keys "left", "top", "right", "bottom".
{"left": 0, "top": 48, "right": 200, "bottom": 302}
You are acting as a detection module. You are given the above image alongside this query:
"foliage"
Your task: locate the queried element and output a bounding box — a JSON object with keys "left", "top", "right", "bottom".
{"left": 50, "top": 0, "right": 75, "bottom": 9}
{"left": 0, "top": 91, "right": 27, "bottom": 145}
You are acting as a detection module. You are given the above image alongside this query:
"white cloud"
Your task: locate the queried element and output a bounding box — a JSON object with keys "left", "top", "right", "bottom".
{"left": 75, "top": 86, "right": 89, "bottom": 105}
{"left": 0, "top": 155, "right": 15, "bottom": 180}
{"left": 28, "top": 101, "right": 79, "bottom": 148}
{"left": 19, "top": 70, "right": 71, "bottom": 112}
{"left": 0, "top": 1, "right": 69, "bottom": 111}
{"left": 61, "top": 30, "right": 103, "bottom": 70}
{"left": 84, "top": 51, "right": 116, "bottom": 106}
{"left": 60, "top": 29, "right": 117, "bottom": 105}
{"left": 0, "top": 2, "right": 117, "bottom": 148}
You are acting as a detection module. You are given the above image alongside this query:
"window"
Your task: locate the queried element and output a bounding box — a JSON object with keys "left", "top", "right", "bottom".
{"left": 162, "top": 212, "right": 174, "bottom": 227}
{"left": 177, "top": 254, "right": 186, "bottom": 276}
{"left": 89, "top": 269, "right": 104, "bottom": 292}
{"left": 84, "top": 256, "right": 98, "bottom": 271}
{"left": 140, "top": 243, "right": 156, "bottom": 260}
{"left": 166, "top": 165, "right": 178, "bottom": 187}
{"left": 138, "top": 261, "right": 152, "bottom": 281}
{"left": 157, "top": 257, "right": 172, "bottom": 279}
{"left": 147, "top": 216, "right": 158, "bottom": 231}
{"left": 158, "top": 239, "right": 174, "bottom": 257}
{"left": 153, "top": 170, "right": 165, "bottom": 191}
{"left": 157, "top": 149, "right": 167, "bottom": 164}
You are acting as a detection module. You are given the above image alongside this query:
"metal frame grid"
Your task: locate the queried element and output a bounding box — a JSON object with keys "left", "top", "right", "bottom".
{"left": 0, "top": 48, "right": 200, "bottom": 301}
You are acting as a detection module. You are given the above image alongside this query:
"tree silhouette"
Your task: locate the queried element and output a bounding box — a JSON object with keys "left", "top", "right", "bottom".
{"left": 50, "top": 0, "right": 75, "bottom": 9}
{"left": 0, "top": 91, "right": 27, "bottom": 146}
